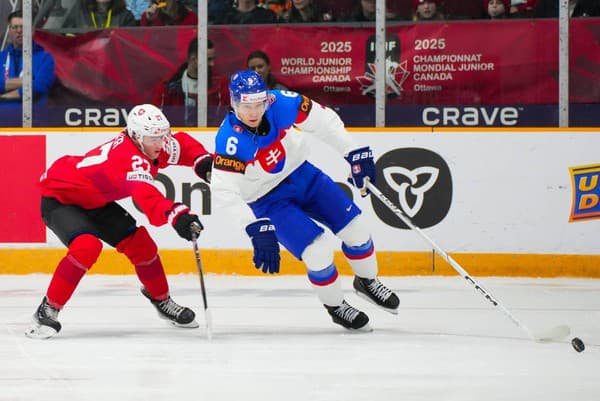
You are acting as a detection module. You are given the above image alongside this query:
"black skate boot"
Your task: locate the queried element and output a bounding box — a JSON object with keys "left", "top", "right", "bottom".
{"left": 141, "top": 287, "right": 199, "bottom": 328}
{"left": 24, "top": 296, "right": 62, "bottom": 339}
{"left": 325, "top": 301, "right": 371, "bottom": 332}
{"left": 353, "top": 276, "right": 400, "bottom": 314}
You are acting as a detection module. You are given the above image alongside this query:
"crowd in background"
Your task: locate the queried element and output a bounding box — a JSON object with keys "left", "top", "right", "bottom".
{"left": 1, "top": 0, "right": 598, "bottom": 126}
{"left": 15, "top": 0, "right": 600, "bottom": 31}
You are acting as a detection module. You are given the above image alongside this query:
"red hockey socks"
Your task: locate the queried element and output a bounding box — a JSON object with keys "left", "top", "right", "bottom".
{"left": 134, "top": 255, "right": 169, "bottom": 301}
{"left": 46, "top": 234, "right": 102, "bottom": 309}
{"left": 116, "top": 227, "right": 169, "bottom": 301}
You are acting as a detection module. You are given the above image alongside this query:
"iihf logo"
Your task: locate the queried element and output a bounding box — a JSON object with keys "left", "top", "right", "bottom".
{"left": 355, "top": 34, "right": 409, "bottom": 98}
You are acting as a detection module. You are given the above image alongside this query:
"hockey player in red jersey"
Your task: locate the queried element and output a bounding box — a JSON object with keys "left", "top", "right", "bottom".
{"left": 25, "top": 104, "right": 213, "bottom": 339}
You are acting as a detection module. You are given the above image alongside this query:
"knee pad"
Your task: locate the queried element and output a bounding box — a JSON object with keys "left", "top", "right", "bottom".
{"left": 337, "top": 215, "right": 371, "bottom": 247}
{"left": 301, "top": 234, "right": 333, "bottom": 272}
{"left": 116, "top": 226, "right": 157, "bottom": 265}
{"left": 68, "top": 234, "right": 103, "bottom": 269}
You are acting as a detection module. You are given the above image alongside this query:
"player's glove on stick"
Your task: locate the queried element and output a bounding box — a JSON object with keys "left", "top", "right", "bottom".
{"left": 345, "top": 146, "right": 376, "bottom": 196}
{"left": 245, "top": 219, "right": 280, "bottom": 274}
{"left": 168, "top": 203, "right": 203, "bottom": 241}
{"left": 194, "top": 153, "right": 213, "bottom": 183}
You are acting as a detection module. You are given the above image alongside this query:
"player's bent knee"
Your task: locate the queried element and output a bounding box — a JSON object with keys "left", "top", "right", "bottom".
{"left": 116, "top": 226, "right": 157, "bottom": 265}
{"left": 337, "top": 215, "right": 370, "bottom": 247}
{"left": 301, "top": 234, "right": 333, "bottom": 271}
{"left": 68, "top": 234, "right": 103, "bottom": 268}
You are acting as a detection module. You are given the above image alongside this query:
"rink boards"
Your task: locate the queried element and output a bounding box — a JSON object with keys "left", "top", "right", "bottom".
{"left": 1, "top": 127, "right": 599, "bottom": 277}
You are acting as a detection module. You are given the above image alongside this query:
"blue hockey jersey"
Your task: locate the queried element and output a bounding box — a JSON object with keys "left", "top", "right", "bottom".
{"left": 211, "top": 90, "right": 358, "bottom": 225}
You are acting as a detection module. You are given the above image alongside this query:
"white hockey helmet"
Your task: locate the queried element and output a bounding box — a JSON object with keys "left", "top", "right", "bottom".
{"left": 126, "top": 104, "right": 171, "bottom": 147}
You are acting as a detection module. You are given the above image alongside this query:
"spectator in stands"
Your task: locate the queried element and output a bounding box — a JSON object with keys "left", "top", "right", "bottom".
{"left": 183, "top": 0, "right": 198, "bottom": 10}
{"left": 126, "top": 0, "right": 151, "bottom": 23}
{"left": 209, "top": 0, "right": 235, "bottom": 23}
{"left": 485, "top": 0, "right": 511, "bottom": 19}
{"left": 62, "top": 0, "right": 137, "bottom": 28}
{"left": 508, "top": 0, "right": 539, "bottom": 17}
{"left": 215, "top": 0, "right": 278, "bottom": 24}
{"left": 261, "top": 0, "right": 291, "bottom": 19}
{"left": 412, "top": 0, "right": 445, "bottom": 21}
{"left": 246, "top": 50, "right": 288, "bottom": 90}
{"left": 154, "top": 38, "right": 229, "bottom": 125}
{"left": 0, "top": 10, "right": 55, "bottom": 102}
{"left": 346, "top": 0, "right": 397, "bottom": 22}
{"left": 281, "top": 0, "right": 334, "bottom": 23}
{"left": 534, "top": 0, "right": 600, "bottom": 17}
{"left": 141, "top": 0, "right": 198, "bottom": 25}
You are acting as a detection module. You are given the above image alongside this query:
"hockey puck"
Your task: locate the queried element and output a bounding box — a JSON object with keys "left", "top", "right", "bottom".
{"left": 571, "top": 337, "right": 585, "bottom": 353}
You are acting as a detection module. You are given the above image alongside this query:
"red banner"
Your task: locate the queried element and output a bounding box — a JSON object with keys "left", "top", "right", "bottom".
{"left": 570, "top": 18, "right": 600, "bottom": 103}
{"left": 34, "top": 19, "right": 600, "bottom": 107}
{"left": 0, "top": 136, "right": 45, "bottom": 243}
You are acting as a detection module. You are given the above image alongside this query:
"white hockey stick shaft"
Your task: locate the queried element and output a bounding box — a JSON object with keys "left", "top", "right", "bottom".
{"left": 365, "top": 181, "right": 569, "bottom": 342}
{"left": 191, "top": 223, "right": 213, "bottom": 340}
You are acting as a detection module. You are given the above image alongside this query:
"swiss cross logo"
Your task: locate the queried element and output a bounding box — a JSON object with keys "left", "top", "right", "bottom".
{"left": 255, "top": 138, "right": 286, "bottom": 174}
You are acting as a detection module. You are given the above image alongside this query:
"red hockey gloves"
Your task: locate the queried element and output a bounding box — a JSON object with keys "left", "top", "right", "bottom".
{"left": 345, "top": 146, "right": 376, "bottom": 196}
{"left": 194, "top": 153, "right": 213, "bottom": 183}
{"left": 168, "top": 203, "right": 203, "bottom": 241}
{"left": 245, "top": 219, "right": 280, "bottom": 274}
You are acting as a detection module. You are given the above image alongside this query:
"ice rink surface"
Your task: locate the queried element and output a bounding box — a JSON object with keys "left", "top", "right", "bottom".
{"left": 1, "top": 274, "right": 599, "bottom": 401}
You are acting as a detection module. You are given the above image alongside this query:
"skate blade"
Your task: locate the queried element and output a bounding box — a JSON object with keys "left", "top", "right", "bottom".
{"left": 165, "top": 318, "right": 200, "bottom": 329}
{"left": 355, "top": 290, "right": 399, "bottom": 315}
{"left": 341, "top": 323, "right": 373, "bottom": 333}
{"left": 24, "top": 323, "right": 58, "bottom": 339}
{"left": 355, "top": 323, "right": 373, "bottom": 333}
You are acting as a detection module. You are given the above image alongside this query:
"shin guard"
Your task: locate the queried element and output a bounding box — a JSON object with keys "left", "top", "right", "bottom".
{"left": 302, "top": 235, "right": 344, "bottom": 306}
{"left": 117, "top": 227, "right": 169, "bottom": 301}
{"left": 46, "top": 234, "right": 102, "bottom": 308}
{"left": 338, "top": 216, "right": 378, "bottom": 279}
{"left": 307, "top": 264, "right": 344, "bottom": 307}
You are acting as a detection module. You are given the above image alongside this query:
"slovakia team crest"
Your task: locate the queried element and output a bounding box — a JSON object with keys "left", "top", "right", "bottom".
{"left": 255, "top": 138, "right": 286, "bottom": 174}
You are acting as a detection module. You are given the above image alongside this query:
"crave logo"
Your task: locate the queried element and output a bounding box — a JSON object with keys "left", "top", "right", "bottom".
{"left": 569, "top": 164, "right": 600, "bottom": 222}
{"left": 371, "top": 148, "right": 452, "bottom": 229}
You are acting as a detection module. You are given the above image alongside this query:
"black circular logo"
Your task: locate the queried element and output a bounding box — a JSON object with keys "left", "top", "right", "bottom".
{"left": 371, "top": 148, "right": 452, "bottom": 229}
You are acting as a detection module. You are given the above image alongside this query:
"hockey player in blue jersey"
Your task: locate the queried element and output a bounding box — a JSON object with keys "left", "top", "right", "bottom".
{"left": 211, "top": 70, "right": 399, "bottom": 331}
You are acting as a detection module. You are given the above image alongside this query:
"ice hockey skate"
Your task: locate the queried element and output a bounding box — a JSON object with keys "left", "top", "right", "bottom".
{"left": 141, "top": 287, "right": 199, "bottom": 328}
{"left": 24, "top": 296, "right": 62, "bottom": 339}
{"left": 325, "top": 301, "right": 372, "bottom": 332}
{"left": 353, "top": 276, "right": 400, "bottom": 314}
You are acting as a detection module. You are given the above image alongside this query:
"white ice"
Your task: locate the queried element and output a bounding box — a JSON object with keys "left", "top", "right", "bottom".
{"left": 1, "top": 274, "right": 599, "bottom": 401}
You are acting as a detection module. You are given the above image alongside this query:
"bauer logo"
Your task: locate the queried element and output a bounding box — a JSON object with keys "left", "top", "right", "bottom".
{"left": 372, "top": 148, "right": 452, "bottom": 229}
{"left": 569, "top": 164, "right": 600, "bottom": 222}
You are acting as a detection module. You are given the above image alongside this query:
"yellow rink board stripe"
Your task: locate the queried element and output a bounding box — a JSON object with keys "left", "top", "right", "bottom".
{"left": 0, "top": 249, "right": 599, "bottom": 277}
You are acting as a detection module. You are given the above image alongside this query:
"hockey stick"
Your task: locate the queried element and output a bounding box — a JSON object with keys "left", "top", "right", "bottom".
{"left": 191, "top": 223, "right": 213, "bottom": 340}
{"left": 365, "top": 181, "right": 570, "bottom": 342}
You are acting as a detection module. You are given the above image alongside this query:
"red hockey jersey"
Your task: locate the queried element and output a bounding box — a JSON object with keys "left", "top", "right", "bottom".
{"left": 40, "top": 131, "right": 209, "bottom": 226}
